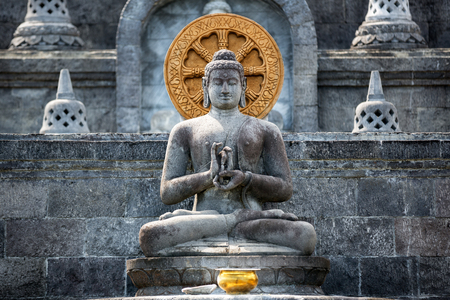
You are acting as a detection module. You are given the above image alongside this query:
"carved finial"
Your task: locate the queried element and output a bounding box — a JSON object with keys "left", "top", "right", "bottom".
{"left": 367, "top": 71, "right": 385, "bottom": 102}
{"left": 9, "top": 0, "right": 84, "bottom": 50}
{"left": 203, "top": 0, "right": 232, "bottom": 15}
{"left": 56, "top": 69, "right": 76, "bottom": 100}
{"left": 353, "top": 71, "right": 401, "bottom": 133}
{"left": 40, "top": 69, "right": 90, "bottom": 134}
{"left": 351, "top": 0, "right": 426, "bottom": 49}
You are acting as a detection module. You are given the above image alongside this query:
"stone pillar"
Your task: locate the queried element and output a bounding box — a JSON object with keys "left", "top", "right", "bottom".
{"left": 203, "top": 0, "right": 232, "bottom": 15}
{"left": 351, "top": 0, "right": 426, "bottom": 49}
{"left": 353, "top": 71, "right": 400, "bottom": 133}
{"left": 40, "top": 69, "right": 90, "bottom": 134}
{"left": 9, "top": 0, "right": 84, "bottom": 50}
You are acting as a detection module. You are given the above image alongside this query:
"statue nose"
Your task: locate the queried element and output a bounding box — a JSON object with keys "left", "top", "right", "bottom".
{"left": 221, "top": 81, "right": 229, "bottom": 93}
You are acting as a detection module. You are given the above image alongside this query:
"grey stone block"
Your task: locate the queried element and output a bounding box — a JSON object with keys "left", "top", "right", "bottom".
{"left": 420, "top": 257, "right": 450, "bottom": 296}
{"left": 395, "top": 218, "right": 450, "bottom": 257}
{"left": 48, "top": 179, "right": 126, "bottom": 218}
{"left": 403, "top": 178, "right": 434, "bottom": 216}
{"left": 293, "top": 45, "right": 318, "bottom": 75}
{"left": 381, "top": 141, "right": 441, "bottom": 160}
{"left": 126, "top": 178, "right": 194, "bottom": 218}
{"left": 47, "top": 257, "right": 125, "bottom": 297}
{"left": 87, "top": 107, "right": 117, "bottom": 132}
{"left": 117, "top": 45, "right": 141, "bottom": 77}
{"left": 274, "top": 0, "right": 314, "bottom": 25}
{"left": 0, "top": 258, "right": 46, "bottom": 298}
{"left": 418, "top": 108, "right": 450, "bottom": 132}
{"left": 0, "top": 220, "right": 3, "bottom": 257}
{"left": 321, "top": 256, "right": 359, "bottom": 296}
{"left": 357, "top": 178, "right": 404, "bottom": 216}
{"left": 265, "top": 178, "right": 357, "bottom": 217}
{"left": 117, "top": 18, "right": 142, "bottom": 46}
{"left": 0, "top": 180, "right": 47, "bottom": 219}
{"left": 361, "top": 257, "right": 418, "bottom": 297}
{"left": 315, "top": 23, "right": 359, "bottom": 50}
{"left": 318, "top": 106, "right": 355, "bottom": 132}
{"left": 293, "top": 105, "right": 318, "bottom": 132}
{"left": 435, "top": 178, "right": 450, "bottom": 217}
{"left": 182, "top": 268, "right": 212, "bottom": 286}
{"left": 307, "top": 0, "right": 344, "bottom": 24}
{"left": 117, "top": 107, "right": 141, "bottom": 133}
{"left": 293, "top": 75, "right": 317, "bottom": 106}
{"left": 86, "top": 218, "right": 151, "bottom": 256}
{"left": 315, "top": 217, "right": 395, "bottom": 256}
{"left": 6, "top": 219, "right": 85, "bottom": 257}
{"left": 291, "top": 21, "right": 317, "bottom": 46}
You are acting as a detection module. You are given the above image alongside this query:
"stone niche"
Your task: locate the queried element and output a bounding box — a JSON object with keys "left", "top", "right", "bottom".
{"left": 116, "top": 0, "right": 318, "bottom": 133}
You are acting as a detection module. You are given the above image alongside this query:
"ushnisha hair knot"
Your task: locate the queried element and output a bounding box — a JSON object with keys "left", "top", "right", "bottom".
{"left": 204, "top": 49, "right": 244, "bottom": 82}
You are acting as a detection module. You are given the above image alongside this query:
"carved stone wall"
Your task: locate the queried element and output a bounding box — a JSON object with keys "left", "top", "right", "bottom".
{"left": 0, "top": 133, "right": 449, "bottom": 299}
{"left": 116, "top": 0, "right": 318, "bottom": 133}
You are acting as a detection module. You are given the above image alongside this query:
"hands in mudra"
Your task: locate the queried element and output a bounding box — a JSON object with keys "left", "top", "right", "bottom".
{"left": 209, "top": 142, "right": 246, "bottom": 191}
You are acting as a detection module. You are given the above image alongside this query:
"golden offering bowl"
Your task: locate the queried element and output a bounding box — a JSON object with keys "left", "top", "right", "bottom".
{"left": 216, "top": 268, "right": 259, "bottom": 295}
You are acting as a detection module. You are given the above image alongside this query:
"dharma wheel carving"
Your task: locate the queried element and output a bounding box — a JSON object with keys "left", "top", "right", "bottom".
{"left": 164, "top": 14, "right": 284, "bottom": 119}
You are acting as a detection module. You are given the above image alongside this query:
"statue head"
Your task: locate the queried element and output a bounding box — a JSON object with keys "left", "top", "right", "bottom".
{"left": 202, "top": 49, "right": 247, "bottom": 109}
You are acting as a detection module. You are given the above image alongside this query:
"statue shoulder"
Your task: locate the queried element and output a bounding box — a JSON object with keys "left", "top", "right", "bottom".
{"left": 243, "top": 116, "right": 283, "bottom": 138}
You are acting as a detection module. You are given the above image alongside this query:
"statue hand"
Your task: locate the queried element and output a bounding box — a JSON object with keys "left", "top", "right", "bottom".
{"left": 213, "top": 170, "right": 245, "bottom": 191}
{"left": 209, "top": 142, "right": 223, "bottom": 181}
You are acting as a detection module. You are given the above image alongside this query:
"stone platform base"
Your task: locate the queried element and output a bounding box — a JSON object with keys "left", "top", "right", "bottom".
{"left": 127, "top": 256, "right": 330, "bottom": 296}
{"left": 92, "top": 295, "right": 395, "bottom": 300}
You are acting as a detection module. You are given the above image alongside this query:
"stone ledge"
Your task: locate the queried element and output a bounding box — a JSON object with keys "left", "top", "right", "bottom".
{"left": 318, "top": 49, "right": 450, "bottom": 87}
{"left": 90, "top": 295, "right": 395, "bottom": 300}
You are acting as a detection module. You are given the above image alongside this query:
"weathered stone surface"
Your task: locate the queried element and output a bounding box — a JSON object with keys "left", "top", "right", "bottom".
{"left": 0, "top": 180, "right": 47, "bottom": 218}
{"left": 86, "top": 218, "right": 151, "bottom": 256}
{"left": 435, "top": 178, "right": 450, "bottom": 217}
{"left": 315, "top": 217, "right": 395, "bottom": 256}
{"left": 47, "top": 257, "right": 125, "bottom": 297}
{"left": 0, "top": 258, "right": 46, "bottom": 298}
{"left": 6, "top": 219, "right": 85, "bottom": 257}
{"left": 395, "top": 218, "right": 450, "bottom": 257}
{"left": 48, "top": 179, "right": 126, "bottom": 218}
{"left": 0, "top": 220, "right": 4, "bottom": 257}
{"left": 381, "top": 141, "right": 441, "bottom": 160}
{"left": 266, "top": 178, "right": 357, "bottom": 217}
{"left": 321, "top": 256, "right": 359, "bottom": 296}
{"left": 403, "top": 178, "right": 434, "bottom": 216}
{"left": 182, "top": 268, "right": 212, "bottom": 286}
{"left": 420, "top": 257, "right": 450, "bottom": 296}
{"left": 361, "top": 257, "right": 418, "bottom": 297}
{"left": 126, "top": 178, "right": 194, "bottom": 218}
{"left": 357, "top": 178, "right": 404, "bottom": 216}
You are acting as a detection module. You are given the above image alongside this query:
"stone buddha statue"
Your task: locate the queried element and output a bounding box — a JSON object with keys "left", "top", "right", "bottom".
{"left": 139, "top": 50, "right": 316, "bottom": 257}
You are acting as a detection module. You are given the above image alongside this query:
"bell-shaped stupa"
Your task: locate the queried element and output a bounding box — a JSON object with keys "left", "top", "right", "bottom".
{"left": 9, "top": 0, "right": 84, "bottom": 50}
{"left": 352, "top": 0, "right": 426, "bottom": 49}
{"left": 353, "top": 71, "right": 401, "bottom": 133}
{"left": 40, "top": 69, "right": 90, "bottom": 134}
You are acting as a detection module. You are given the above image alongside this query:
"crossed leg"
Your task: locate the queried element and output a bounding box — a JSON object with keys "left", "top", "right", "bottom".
{"left": 139, "top": 209, "right": 315, "bottom": 257}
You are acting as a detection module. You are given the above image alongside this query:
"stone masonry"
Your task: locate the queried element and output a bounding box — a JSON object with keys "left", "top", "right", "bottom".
{"left": 0, "top": 132, "right": 449, "bottom": 299}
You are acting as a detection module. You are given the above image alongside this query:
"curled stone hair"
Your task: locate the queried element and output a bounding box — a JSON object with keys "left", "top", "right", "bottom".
{"left": 203, "top": 49, "right": 247, "bottom": 109}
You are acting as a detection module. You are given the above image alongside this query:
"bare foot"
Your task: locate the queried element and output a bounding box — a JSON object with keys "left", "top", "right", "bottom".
{"left": 231, "top": 209, "right": 298, "bottom": 224}
{"left": 159, "top": 209, "right": 219, "bottom": 220}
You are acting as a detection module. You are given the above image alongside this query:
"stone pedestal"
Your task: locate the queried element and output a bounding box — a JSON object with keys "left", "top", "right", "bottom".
{"left": 127, "top": 256, "right": 330, "bottom": 296}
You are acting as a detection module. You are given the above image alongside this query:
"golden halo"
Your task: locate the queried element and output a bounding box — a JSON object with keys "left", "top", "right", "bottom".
{"left": 164, "top": 13, "right": 284, "bottom": 119}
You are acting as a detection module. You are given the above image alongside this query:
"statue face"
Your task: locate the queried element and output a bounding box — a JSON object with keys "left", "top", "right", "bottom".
{"left": 207, "top": 69, "right": 243, "bottom": 110}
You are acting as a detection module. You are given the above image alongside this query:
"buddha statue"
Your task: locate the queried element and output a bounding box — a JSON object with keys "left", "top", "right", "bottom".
{"left": 139, "top": 50, "right": 316, "bottom": 257}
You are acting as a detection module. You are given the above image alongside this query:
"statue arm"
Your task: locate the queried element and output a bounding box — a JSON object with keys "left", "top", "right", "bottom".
{"left": 160, "top": 125, "right": 220, "bottom": 205}
{"left": 246, "top": 124, "right": 293, "bottom": 203}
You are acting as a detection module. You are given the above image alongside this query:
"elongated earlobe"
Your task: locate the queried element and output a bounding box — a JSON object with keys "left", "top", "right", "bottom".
{"left": 239, "top": 77, "right": 247, "bottom": 108}
{"left": 202, "top": 77, "right": 210, "bottom": 108}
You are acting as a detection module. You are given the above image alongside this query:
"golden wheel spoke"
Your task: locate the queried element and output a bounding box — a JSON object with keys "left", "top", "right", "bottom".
{"left": 191, "top": 90, "right": 204, "bottom": 104}
{"left": 217, "top": 29, "right": 229, "bottom": 49}
{"left": 236, "top": 39, "right": 256, "bottom": 62}
{"left": 243, "top": 66, "right": 265, "bottom": 76}
{"left": 192, "top": 40, "right": 213, "bottom": 62}
{"left": 182, "top": 67, "right": 205, "bottom": 78}
{"left": 246, "top": 89, "right": 259, "bottom": 102}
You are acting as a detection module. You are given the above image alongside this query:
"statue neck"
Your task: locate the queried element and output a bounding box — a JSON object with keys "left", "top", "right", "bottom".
{"left": 208, "top": 106, "right": 241, "bottom": 120}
